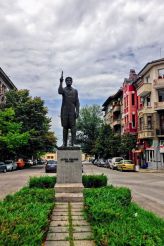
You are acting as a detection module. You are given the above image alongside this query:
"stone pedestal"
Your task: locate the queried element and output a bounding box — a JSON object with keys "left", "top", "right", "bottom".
{"left": 55, "top": 147, "right": 83, "bottom": 202}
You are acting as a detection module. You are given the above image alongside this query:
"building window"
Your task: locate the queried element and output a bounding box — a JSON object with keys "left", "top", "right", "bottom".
{"left": 158, "top": 68, "right": 164, "bottom": 78}
{"left": 147, "top": 116, "right": 152, "bottom": 129}
{"left": 140, "top": 117, "right": 144, "bottom": 130}
{"left": 145, "top": 75, "right": 150, "bottom": 83}
{"left": 145, "top": 96, "right": 151, "bottom": 106}
{"left": 132, "top": 94, "right": 135, "bottom": 106}
{"left": 158, "top": 89, "right": 164, "bottom": 102}
{"left": 132, "top": 114, "right": 135, "bottom": 128}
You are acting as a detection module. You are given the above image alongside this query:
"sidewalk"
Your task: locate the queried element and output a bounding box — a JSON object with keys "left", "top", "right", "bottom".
{"left": 139, "top": 168, "right": 164, "bottom": 173}
{"left": 44, "top": 202, "right": 95, "bottom": 246}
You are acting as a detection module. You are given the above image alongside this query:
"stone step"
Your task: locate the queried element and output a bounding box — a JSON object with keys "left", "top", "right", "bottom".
{"left": 55, "top": 183, "right": 84, "bottom": 193}
{"left": 55, "top": 192, "right": 83, "bottom": 202}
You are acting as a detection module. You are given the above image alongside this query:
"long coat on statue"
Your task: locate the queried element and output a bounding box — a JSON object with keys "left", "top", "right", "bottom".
{"left": 58, "top": 85, "right": 80, "bottom": 129}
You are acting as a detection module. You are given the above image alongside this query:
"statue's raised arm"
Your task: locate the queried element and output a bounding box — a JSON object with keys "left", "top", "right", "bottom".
{"left": 58, "top": 71, "right": 64, "bottom": 94}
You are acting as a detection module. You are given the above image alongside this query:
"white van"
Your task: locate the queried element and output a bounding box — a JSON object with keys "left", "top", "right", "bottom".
{"left": 111, "top": 157, "right": 124, "bottom": 170}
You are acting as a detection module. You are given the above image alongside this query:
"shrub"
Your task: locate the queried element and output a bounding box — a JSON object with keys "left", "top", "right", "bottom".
{"left": 29, "top": 175, "right": 107, "bottom": 189}
{"left": 82, "top": 174, "right": 107, "bottom": 188}
{"left": 0, "top": 188, "right": 54, "bottom": 246}
{"left": 84, "top": 186, "right": 164, "bottom": 246}
{"left": 29, "top": 176, "right": 56, "bottom": 188}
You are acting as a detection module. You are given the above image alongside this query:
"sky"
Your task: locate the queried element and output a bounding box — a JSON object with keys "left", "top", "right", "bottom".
{"left": 0, "top": 0, "right": 164, "bottom": 145}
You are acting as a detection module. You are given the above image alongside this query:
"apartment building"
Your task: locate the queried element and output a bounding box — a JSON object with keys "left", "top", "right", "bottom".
{"left": 0, "top": 67, "right": 17, "bottom": 105}
{"left": 123, "top": 69, "right": 138, "bottom": 135}
{"left": 134, "top": 58, "right": 164, "bottom": 169}
{"left": 102, "top": 88, "right": 123, "bottom": 134}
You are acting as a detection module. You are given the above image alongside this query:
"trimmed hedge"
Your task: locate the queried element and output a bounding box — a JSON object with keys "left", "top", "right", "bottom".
{"left": 0, "top": 188, "right": 54, "bottom": 246}
{"left": 29, "top": 176, "right": 56, "bottom": 188}
{"left": 29, "top": 175, "right": 107, "bottom": 189}
{"left": 84, "top": 186, "right": 164, "bottom": 246}
{"left": 82, "top": 174, "right": 107, "bottom": 188}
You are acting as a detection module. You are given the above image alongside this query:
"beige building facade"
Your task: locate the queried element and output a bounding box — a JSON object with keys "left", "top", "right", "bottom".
{"left": 135, "top": 58, "right": 164, "bottom": 169}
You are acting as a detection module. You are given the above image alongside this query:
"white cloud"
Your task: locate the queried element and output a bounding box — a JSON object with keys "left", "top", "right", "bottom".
{"left": 0, "top": 0, "right": 164, "bottom": 144}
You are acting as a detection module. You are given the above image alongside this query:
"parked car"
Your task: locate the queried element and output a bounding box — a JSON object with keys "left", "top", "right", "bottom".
{"left": 16, "top": 159, "right": 25, "bottom": 169}
{"left": 38, "top": 159, "right": 47, "bottom": 165}
{"left": 0, "top": 162, "right": 7, "bottom": 173}
{"left": 111, "top": 157, "right": 124, "bottom": 170}
{"left": 25, "top": 159, "right": 33, "bottom": 167}
{"left": 106, "top": 159, "right": 112, "bottom": 168}
{"left": 45, "top": 160, "right": 57, "bottom": 173}
{"left": 97, "top": 159, "right": 107, "bottom": 167}
{"left": 117, "top": 160, "right": 135, "bottom": 171}
{"left": 4, "top": 160, "right": 17, "bottom": 171}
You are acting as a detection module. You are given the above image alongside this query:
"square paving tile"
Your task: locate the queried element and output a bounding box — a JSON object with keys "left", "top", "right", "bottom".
{"left": 74, "top": 240, "right": 95, "bottom": 246}
{"left": 51, "top": 215, "right": 68, "bottom": 221}
{"left": 73, "top": 232, "right": 93, "bottom": 240}
{"left": 73, "top": 226, "right": 92, "bottom": 233}
{"left": 45, "top": 241, "right": 70, "bottom": 246}
{"left": 49, "top": 221, "right": 69, "bottom": 227}
{"left": 49, "top": 226, "right": 68, "bottom": 233}
{"left": 46, "top": 232, "right": 69, "bottom": 241}
{"left": 72, "top": 220, "right": 90, "bottom": 226}
{"left": 53, "top": 211, "right": 68, "bottom": 216}
{"left": 71, "top": 215, "right": 84, "bottom": 220}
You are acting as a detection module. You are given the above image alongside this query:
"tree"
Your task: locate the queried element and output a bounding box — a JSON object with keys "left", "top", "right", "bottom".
{"left": 5, "top": 89, "right": 57, "bottom": 158}
{"left": 76, "top": 105, "right": 103, "bottom": 155}
{"left": 95, "top": 124, "right": 121, "bottom": 159}
{"left": 120, "top": 133, "right": 137, "bottom": 159}
{"left": 0, "top": 108, "right": 30, "bottom": 160}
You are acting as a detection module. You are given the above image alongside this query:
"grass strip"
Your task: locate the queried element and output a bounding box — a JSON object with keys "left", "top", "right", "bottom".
{"left": 0, "top": 187, "right": 55, "bottom": 246}
{"left": 84, "top": 186, "right": 164, "bottom": 246}
{"left": 68, "top": 202, "right": 74, "bottom": 246}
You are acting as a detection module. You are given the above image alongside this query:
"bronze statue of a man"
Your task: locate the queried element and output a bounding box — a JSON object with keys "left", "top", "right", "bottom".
{"left": 58, "top": 72, "right": 80, "bottom": 147}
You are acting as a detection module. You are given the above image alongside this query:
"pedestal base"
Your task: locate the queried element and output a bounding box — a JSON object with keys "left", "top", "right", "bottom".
{"left": 55, "top": 149, "right": 83, "bottom": 202}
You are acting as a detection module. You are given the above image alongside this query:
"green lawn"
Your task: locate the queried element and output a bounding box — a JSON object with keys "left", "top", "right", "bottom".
{"left": 84, "top": 186, "right": 164, "bottom": 246}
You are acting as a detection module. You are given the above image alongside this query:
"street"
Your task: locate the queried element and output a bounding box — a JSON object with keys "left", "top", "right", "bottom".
{"left": 0, "top": 164, "right": 164, "bottom": 218}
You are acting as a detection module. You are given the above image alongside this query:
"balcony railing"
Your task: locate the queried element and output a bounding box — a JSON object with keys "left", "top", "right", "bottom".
{"left": 113, "top": 104, "right": 121, "bottom": 113}
{"left": 138, "top": 125, "right": 154, "bottom": 139}
{"left": 112, "top": 119, "right": 121, "bottom": 126}
{"left": 156, "top": 129, "right": 164, "bottom": 136}
{"left": 153, "top": 78, "right": 164, "bottom": 89}
{"left": 138, "top": 106, "right": 153, "bottom": 115}
{"left": 154, "top": 102, "right": 164, "bottom": 111}
{"left": 137, "top": 83, "right": 152, "bottom": 97}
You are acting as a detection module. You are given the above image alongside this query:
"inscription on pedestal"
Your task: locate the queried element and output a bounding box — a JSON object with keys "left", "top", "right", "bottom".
{"left": 57, "top": 149, "right": 82, "bottom": 183}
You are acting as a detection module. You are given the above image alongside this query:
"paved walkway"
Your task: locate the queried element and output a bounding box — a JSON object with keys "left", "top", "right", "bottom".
{"left": 44, "top": 202, "right": 95, "bottom": 246}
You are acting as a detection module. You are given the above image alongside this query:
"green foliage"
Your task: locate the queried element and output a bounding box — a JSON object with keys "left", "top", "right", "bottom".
{"left": 29, "top": 175, "right": 107, "bottom": 189}
{"left": 120, "top": 133, "right": 137, "bottom": 159}
{"left": 95, "top": 124, "right": 121, "bottom": 158}
{"left": 82, "top": 174, "right": 107, "bottom": 188}
{"left": 29, "top": 176, "right": 56, "bottom": 188}
{"left": 0, "top": 187, "right": 54, "bottom": 246}
{"left": 84, "top": 186, "right": 164, "bottom": 246}
{"left": 0, "top": 108, "right": 30, "bottom": 159}
{"left": 5, "top": 89, "right": 57, "bottom": 158}
{"left": 76, "top": 105, "right": 103, "bottom": 155}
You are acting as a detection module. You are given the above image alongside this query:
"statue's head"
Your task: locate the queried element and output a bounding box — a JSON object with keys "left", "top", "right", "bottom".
{"left": 65, "top": 77, "right": 72, "bottom": 87}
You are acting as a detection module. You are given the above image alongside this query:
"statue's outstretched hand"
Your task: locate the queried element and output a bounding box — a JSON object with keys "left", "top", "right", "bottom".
{"left": 60, "top": 71, "right": 63, "bottom": 83}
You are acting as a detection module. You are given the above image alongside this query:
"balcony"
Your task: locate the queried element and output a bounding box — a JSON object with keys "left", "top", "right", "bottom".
{"left": 153, "top": 78, "right": 164, "bottom": 89}
{"left": 112, "top": 119, "right": 121, "bottom": 127}
{"left": 113, "top": 104, "right": 121, "bottom": 113}
{"left": 138, "top": 125, "right": 154, "bottom": 139}
{"left": 137, "top": 83, "right": 152, "bottom": 97}
{"left": 154, "top": 102, "right": 164, "bottom": 111}
{"left": 138, "top": 130, "right": 154, "bottom": 139}
{"left": 138, "top": 106, "right": 154, "bottom": 116}
{"left": 156, "top": 129, "right": 164, "bottom": 137}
